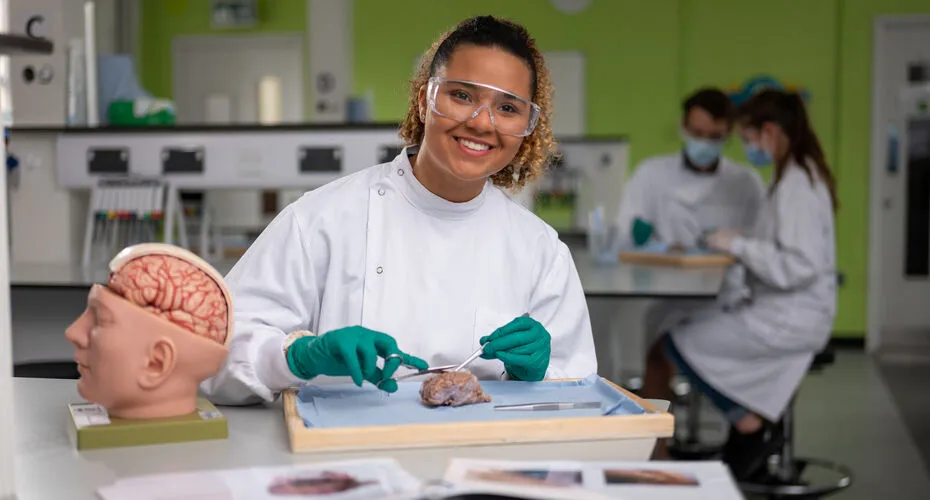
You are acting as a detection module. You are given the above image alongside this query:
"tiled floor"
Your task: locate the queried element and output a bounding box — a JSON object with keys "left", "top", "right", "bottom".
{"left": 663, "top": 346, "right": 930, "bottom": 500}
{"left": 10, "top": 287, "right": 930, "bottom": 499}
{"left": 880, "top": 360, "right": 930, "bottom": 473}
{"left": 790, "top": 348, "right": 930, "bottom": 499}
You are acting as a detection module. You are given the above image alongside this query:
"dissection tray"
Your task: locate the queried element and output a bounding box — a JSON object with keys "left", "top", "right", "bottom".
{"left": 619, "top": 243, "right": 734, "bottom": 268}
{"left": 282, "top": 375, "right": 673, "bottom": 453}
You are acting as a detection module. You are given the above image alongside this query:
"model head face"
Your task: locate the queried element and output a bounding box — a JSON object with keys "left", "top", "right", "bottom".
{"left": 64, "top": 244, "right": 232, "bottom": 415}
{"left": 66, "top": 285, "right": 150, "bottom": 409}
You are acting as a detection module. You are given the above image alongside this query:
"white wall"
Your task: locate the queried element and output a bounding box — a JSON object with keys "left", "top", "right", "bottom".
{"left": 9, "top": 0, "right": 68, "bottom": 126}
{"left": 8, "top": 0, "right": 119, "bottom": 125}
{"left": 94, "top": 0, "right": 118, "bottom": 56}
{"left": 8, "top": 134, "right": 87, "bottom": 264}
{"left": 7, "top": 0, "right": 114, "bottom": 264}
{"left": 308, "top": 0, "right": 353, "bottom": 123}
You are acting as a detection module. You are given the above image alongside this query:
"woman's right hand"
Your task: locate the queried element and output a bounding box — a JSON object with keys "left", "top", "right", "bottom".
{"left": 285, "top": 326, "right": 427, "bottom": 392}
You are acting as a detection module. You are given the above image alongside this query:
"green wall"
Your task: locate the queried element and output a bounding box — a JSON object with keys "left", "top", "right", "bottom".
{"left": 353, "top": 0, "right": 682, "bottom": 168}
{"left": 677, "top": 0, "right": 839, "bottom": 181}
{"left": 138, "top": 0, "right": 930, "bottom": 337}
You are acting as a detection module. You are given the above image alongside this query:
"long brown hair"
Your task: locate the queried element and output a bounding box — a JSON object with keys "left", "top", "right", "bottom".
{"left": 398, "top": 16, "right": 555, "bottom": 191}
{"left": 739, "top": 89, "right": 838, "bottom": 211}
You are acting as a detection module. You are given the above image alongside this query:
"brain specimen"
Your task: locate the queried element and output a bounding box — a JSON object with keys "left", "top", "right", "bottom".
{"left": 420, "top": 370, "right": 491, "bottom": 407}
{"left": 108, "top": 254, "right": 229, "bottom": 344}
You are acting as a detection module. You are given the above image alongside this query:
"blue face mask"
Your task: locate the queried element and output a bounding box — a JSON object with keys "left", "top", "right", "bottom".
{"left": 743, "top": 142, "right": 772, "bottom": 168}
{"left": 684, "top": 138, "right": 723, "bottom": 168}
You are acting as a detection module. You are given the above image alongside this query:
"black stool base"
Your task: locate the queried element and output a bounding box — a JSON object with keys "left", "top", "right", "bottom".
{"left": 739, "top": 457, "right": 852, "bottom": 499}
{"left": 668, "top": 441, "right": 723, "bottom": 460}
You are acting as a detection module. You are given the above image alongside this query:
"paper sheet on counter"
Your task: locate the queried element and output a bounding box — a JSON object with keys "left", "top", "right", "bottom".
{"left": 443, "top": 458, "right": 744, "bottom": 500}
{"left": 96, "top": 458, "right": 420, "bottom": 500}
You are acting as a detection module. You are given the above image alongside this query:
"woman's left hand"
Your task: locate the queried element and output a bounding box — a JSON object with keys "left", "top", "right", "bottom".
{"left": 705, "top": 228, "right": 741, "bottom": 253}
{"left": 479, "top": 315, "right": 551, "bottom": 382}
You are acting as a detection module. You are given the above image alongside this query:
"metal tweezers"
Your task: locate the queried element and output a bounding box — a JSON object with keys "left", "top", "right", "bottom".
{"left": 494, "top": 401, "right": 602, "bottom": 411}
{"left": 379, "top": 312, "right": 529, "bottom": 385}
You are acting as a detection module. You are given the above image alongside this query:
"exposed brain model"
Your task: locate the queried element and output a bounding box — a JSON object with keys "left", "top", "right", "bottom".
{"left": 65, "top": 243, "right": 232, "bottom": 420}
{"left": 108, "top": 249, "right": 230, "bottom": 345}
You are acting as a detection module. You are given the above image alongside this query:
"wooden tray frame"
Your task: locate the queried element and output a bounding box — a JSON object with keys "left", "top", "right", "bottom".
{"left": 282, "top": 377, "right": 673, "bottom": 454}
{"left": 619, "top": 250, "right": 734, "bottom": 268}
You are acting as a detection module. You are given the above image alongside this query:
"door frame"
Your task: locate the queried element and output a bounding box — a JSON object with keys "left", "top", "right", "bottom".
{"left": 867, "top": 15, "right": 930, "bottom": 353}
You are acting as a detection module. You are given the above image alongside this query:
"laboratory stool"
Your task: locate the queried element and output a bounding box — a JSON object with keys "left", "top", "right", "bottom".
{"left": 668, "top": 376, "right": 726, "bottom": 460}
{"left": 738, "top": 345, "right": 852, "bottom": 499}
{"left": 13, "top": 361, "right": 80, "bottom": 379}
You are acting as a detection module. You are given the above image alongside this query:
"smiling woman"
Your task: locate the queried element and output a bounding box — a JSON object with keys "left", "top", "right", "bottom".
{"left": 400, "top": 15, "right": 555, "bottom": 202}
{"left": 200, "top": 15, "right": 597, "bottom": 407}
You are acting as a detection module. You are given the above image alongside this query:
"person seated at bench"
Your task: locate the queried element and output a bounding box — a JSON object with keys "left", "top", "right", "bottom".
{"left": 642, "top": 89, "right": 838, "bottom": 481}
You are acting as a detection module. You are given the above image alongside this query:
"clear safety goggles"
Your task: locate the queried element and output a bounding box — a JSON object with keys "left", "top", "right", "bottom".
{"left": 426, "top": 77, "right": 541, "bottom": 137}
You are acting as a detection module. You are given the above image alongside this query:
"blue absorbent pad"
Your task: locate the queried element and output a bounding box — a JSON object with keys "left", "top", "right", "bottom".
{"left": 296, "top": 374, "right": 646, "bottom": 429}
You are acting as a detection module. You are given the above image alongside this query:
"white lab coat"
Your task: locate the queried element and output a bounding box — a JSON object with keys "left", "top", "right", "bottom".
{"left": 616, "top": 153, "right": 766, "bottom": 344}
{"left": 201, "top": 148, "right": 598, "bottom": 405}
{"left": 668, "top": 160, "right": 837, "bottom": 422}
{"left": 616, "top": 153, "right": 765, "bottom": 249}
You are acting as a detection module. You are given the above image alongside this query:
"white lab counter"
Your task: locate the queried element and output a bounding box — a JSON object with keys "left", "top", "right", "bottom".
{"left": 11, "top": 252, "right": 725, "bottom": 299}
{"left": 572, "top": 253, "right": 724, "bottom": 298}
{"left": 13, "top": 378, "right": 671, "bottom": 500}
{"left": 8, "top": 250, "right": 725, "bottom": 382}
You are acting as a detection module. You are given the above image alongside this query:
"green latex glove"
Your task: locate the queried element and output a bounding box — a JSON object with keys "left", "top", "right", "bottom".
{"left": 632, "top": 217, "right": 654, "bottom": 246}
{"left": 479, "top": 316, "right": 551, "bottom": 382}
{"left": 286, "top": 326, "right": 427, "bottom": 393}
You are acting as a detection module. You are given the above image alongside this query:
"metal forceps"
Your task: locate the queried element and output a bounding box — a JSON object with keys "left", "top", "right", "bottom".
{"left": 376, "top": 354, "right": 457, "bottom": 388}
{"left": 376, "top": 312, "right": 529, "bottom": 388}
{"left": 451, "top": 312, "right": 529, "bottom": 373}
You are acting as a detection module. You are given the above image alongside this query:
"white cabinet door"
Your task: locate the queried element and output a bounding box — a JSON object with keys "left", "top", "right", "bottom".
{"left": 872, "top": 16, "right": 930, "bottom": 350}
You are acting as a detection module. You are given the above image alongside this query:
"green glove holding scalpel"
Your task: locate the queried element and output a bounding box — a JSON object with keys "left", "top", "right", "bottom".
{"left": 479, "top": 315, "right": 551, "bottom": 382}
{"left": 286, "top": 326, "right": 427, "bottom": 393}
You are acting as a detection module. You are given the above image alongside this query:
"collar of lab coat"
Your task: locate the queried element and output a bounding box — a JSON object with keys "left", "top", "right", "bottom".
{"left": 390, "top": 145, "right": 490, "bottom": 220}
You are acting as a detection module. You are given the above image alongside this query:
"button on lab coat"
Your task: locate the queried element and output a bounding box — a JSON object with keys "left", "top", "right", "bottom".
{"left": 669, "top": 161, "right": 837, "bottom": 422}
{"left": 201, "top": 149, "right": 598, "bottom": 405}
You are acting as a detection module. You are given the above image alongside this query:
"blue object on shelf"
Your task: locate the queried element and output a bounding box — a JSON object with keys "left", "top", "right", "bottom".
{"left": 5, "top": 128, "right": 17, "bottom": 171}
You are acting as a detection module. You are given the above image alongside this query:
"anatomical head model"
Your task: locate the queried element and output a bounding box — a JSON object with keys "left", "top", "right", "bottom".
{"left": 65, "top": 243, "right": 232, "bottom": 419}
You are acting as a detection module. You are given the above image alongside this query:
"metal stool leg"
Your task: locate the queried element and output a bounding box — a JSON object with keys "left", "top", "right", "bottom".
{"left": 668, "top": 383, "right": 724, "bottom": 459}
{"left": 739, "top": 398, "right": 852, "bottom": 498}
{"left": 686, "top": 390, "right": 702, "bottom": 445}
{"left": 776, "top": 400, "right": 796, "bottom": 483}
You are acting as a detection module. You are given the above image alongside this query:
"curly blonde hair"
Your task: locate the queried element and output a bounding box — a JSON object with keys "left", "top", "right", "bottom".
{"left": 398, "top": 16, "right": 556, "bottom": 192}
